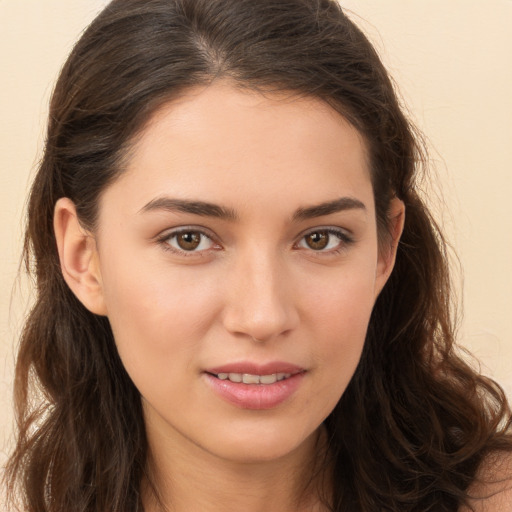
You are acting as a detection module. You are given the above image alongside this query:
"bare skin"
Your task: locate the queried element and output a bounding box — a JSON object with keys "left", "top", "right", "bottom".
{"left": 460, "top": 452, "right": 512, "bottom": 512}
{"left": 143, "top": 424, "right": 332, "bottom": 512}
{"left": 54, "top": 81, "right": 404, "bottom": 511}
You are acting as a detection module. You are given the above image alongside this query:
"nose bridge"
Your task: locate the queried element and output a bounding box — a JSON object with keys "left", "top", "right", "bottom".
{"left": 222, "top": 242, "right": 298, "bottom": 341}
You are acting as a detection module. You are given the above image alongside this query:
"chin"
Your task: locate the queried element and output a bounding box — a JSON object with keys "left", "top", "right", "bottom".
{"left": 204, "top": 423, "right": 320, "bottom": 465}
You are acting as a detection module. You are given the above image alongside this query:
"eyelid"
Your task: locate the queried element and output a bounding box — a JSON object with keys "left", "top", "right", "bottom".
{"left": 156, "top": 226, "right": 221, "bottom": 255}
{"left": 295, "top": 226, "right": 355, "bottom": 252}
{"left": 154, "top": 224, "right": 354, "bottom": 256}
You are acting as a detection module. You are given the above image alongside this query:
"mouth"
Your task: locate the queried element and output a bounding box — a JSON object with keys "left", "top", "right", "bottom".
{"left": 207, "top": 371, "right": 294, "bottom": 385}
{"left": 203, "top": 363, "right": 306, "bottom": 409}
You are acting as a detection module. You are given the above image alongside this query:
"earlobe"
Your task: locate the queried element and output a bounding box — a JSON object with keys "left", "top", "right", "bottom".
{"left": 374, "top": 197, "right": 405, "bottom": 298}
{"left": 53, "top": 198, "right": 107, "bottom": 316}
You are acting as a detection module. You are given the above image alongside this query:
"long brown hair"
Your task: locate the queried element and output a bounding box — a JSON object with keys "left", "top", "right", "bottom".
{"left": 4, "top": 0, "right": 512, "bottom": 510}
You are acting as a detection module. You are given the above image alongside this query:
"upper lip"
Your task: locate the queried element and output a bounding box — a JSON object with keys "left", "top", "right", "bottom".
{"left": 205, "top": 361, "right": 305, "bottom": 376}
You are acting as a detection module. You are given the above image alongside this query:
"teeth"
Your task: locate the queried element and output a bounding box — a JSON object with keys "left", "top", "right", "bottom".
{"left": 242, "top": 373, "right": 260, "bottom": 384}
{"left": 215, "top": 372, "right": 292, "bottom": 384}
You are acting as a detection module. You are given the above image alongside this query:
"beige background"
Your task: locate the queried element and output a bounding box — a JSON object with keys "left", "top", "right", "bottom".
{"left": 1, "top": 0, "right": 511, "bottom": 469}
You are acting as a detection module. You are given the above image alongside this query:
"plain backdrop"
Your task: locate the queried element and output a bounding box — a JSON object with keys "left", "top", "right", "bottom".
{"left": 1, "top": 0, "right": 511, "bottom": 468}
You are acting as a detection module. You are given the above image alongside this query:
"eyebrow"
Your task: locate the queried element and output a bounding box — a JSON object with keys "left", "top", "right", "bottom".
{"left": 139, "top": 196, "right": 366, "bottom": 221}
{"left": 292, "top": 197, "right": 366, "bottom": 221}
{"left": 139, "top": 197, "right": 239, "bottom": 221}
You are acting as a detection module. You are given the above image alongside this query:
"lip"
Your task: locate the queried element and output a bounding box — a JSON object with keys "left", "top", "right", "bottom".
{"left": 203, "top": 361, "right": 306, "bottom": 410}
{"left": 206, "top": 361, "right": 304, "bottom": 376}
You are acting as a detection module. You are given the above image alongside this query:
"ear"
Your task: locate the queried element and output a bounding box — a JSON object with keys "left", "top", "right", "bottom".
{"left": 374, "top": 197, "right": 405, "bottom": 298}
{"left": 54, "top": 198, "right": 107, "bottom": 316}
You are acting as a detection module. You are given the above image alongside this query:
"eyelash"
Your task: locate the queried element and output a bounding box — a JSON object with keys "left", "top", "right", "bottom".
{"left": 296, "top": 227, "right": 354, "bottom": 255}
{"left": 156, "top": 227, "right": 219, "bottom": 257}
{"left": 156, "top": 226, "right": 354, "bottom": 257}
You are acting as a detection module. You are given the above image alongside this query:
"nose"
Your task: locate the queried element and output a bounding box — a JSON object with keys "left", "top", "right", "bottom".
{"left": 221, "top": 248, "right": 299, "bottom": 343}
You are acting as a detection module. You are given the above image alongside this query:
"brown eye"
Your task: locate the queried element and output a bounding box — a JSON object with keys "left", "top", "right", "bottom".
{"left": 163, "top": 230, "right": 215, "bottom": 253}
{"left": 297, "top": 228, "right": 352, "bottom": 253}
{"left": 304, "top": 231, "right": 330, "bottom": 250}
{"left": 176, "top": 232, "right": 202, "bottom": 251}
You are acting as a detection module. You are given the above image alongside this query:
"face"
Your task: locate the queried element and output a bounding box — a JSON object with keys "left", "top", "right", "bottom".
{"left": 90, "top": 82, "right": 396, "bottom": 464}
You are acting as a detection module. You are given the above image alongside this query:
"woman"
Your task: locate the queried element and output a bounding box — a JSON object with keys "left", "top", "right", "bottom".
{"left": 4, "top": 0, "right": 512, "bottom": 510}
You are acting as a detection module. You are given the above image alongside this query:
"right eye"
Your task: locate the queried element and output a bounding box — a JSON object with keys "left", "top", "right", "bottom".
{"left": 160, "top": 229, "right": 217, "bottom": 254}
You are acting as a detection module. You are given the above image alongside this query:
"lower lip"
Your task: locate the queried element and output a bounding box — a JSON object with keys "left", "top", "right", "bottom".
{"left": 204, "top": 372, "right": 304, "bottom": 410}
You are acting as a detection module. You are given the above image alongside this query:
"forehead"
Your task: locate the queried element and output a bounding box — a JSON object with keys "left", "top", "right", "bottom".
{"left": 101, "top": 81, "right": 374, "bottom": 220}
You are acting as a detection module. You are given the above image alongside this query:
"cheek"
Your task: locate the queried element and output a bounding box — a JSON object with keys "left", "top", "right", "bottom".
{"left": 99, "top": 254, "right": 221, "bottom": 372}
{"left": 303, "top": 258, "right": 377, "bottom": 336}
{"left": 301, "top": 263, "right": 377, "bottom": 396}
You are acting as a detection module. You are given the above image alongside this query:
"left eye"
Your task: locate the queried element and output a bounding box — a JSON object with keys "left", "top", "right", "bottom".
{"left": 297, "top": 229, "right": 348, "bottom": 251}
{"left": 165, "top": 230, "right": 215, "bottom": 252}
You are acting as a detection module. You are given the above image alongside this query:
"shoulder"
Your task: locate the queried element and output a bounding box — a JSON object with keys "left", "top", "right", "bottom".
{"left": 459, "top": 451, "right": 512, "bottom": 512}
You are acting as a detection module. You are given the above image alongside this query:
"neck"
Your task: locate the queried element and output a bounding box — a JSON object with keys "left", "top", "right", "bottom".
{"left": 142, "top": 424, "right": 331, "bottom": 512}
